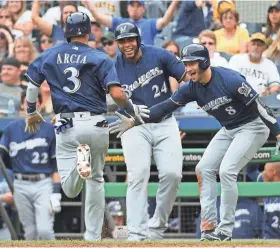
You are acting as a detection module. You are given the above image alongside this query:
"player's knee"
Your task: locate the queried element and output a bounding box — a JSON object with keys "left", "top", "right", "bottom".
{"left": 127, "top": 168, "right": 150, "bottom": 182}
{"left": 160, "top": 170, "right": 181, "bottom": 183}
{"left": 219, "top": 169, "right": 237, "bottom": 184}
{"left": 37, "top": 227, "right": 54, "bottom": 240}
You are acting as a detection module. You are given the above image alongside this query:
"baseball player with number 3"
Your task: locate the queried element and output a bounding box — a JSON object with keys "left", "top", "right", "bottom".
{"left": 24, "top": 13, "right": 148, "bottom": 241}
{"left": 113, "top": 23, "right": 187, "bottom": 241}
{"left": 110, "top": 44, "right": 280, "bottom": 241}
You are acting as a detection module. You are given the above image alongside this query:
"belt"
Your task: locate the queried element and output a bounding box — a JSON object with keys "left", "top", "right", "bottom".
{"left": 14, "top": 173, "right": 51, "bottom": 182}
{"left": 60, "top": 112, "right": 97, "bottom": 118}
{"left": 59, "top": 112, "right": 108, "bottom": 128}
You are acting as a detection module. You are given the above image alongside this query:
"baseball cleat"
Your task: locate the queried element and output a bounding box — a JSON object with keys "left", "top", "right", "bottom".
{"left": 200, "top": 229, "right": 215, "bottom": 241}
{"left": 76, "top": 144, "right": 91, "bottom": 179}
{"left": 204, "top": 230, "right": 231, "bottom": 241}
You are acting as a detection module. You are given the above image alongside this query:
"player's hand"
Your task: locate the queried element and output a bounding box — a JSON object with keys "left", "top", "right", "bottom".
{"left": 275, "top": 134, "right": 280, "bottom": 155}
{"left": 129, "top": 100, "right": 150, "bottom": 124}
{"left": 49, "top": 193, "right": 62, "bottom": 215}
{"left": 25, "top": 111, "right": 45, "bottom": 133}
{"left": 109, "top": 112, "right": 135, "bottom": 138}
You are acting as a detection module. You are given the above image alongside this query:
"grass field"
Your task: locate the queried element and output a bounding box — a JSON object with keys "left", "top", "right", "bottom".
{"left": 0, "top": 240, "right": 280, "bottom": 248}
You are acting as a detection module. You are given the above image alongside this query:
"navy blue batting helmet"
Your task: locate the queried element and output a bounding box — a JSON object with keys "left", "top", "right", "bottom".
{"left": 65, "top": 12, "right": 91, "bottom": 42}
{"left": 114, "top": 23, "right": 141, "bottom": 48}
{"left": 181, "top": 44, "right": 210, "bottom": 70}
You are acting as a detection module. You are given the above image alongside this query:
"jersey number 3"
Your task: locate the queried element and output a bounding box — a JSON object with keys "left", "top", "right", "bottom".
{"left": 63, "top": 67, "right": 81, "bottom": 93}
{"left": 152, "top": 82, "right": 167, "bottom": 98}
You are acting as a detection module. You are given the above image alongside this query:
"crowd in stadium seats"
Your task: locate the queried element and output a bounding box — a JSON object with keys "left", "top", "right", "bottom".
{"left": 1, "top": 0, "right": 280, "bottom": 240}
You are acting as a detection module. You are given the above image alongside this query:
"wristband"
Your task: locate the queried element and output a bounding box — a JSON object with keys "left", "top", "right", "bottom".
{"left": 53, "top": 183, "right": 61, "bottom": 193}
{"left": 27, "top": 101, "right": 36, "bottom": 114}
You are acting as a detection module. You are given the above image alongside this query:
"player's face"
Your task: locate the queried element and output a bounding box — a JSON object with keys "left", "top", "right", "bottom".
{"left": 62, "top": 5, "right": 76, "bottom": 23}
{"left": 248, "top": 40, "right": 266, "bottom": 61}
{"left": 7, "top": 0, "right": 22, "bottom": 14}
{"left": 127, "top": 1, "right": 145, "bottom": 21}
{"left": 117, "top": 37, "right": 139, "bottom": 60}
{"left": 184, "top": 61, "right": 202, "bottom": 82}
{"left": 0, "top": 65, "right": 21, "bottom": 85}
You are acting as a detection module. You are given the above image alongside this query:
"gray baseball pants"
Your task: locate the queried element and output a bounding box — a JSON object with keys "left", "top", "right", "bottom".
{"left": 55, "top": 112, "right": 109, "bottom": 241}
{"left": 195, "top": 117, "right": 269, "bottom": 237}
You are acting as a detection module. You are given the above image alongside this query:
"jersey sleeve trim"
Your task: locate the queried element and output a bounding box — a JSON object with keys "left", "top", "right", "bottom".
{"left": 246, "top": 94, "right": 258, "bottom": 106}
{"left": 24, "top": 73, "right": 41, "bottom": 87}
{"left": 0, "top": 145, "right": 9, "bottom": 154}
{"left": 177, "top": 71, "right": 187, "bottom": 83}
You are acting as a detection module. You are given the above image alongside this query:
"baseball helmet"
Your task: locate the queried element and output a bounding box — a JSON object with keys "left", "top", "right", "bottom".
{"left": 114, "top": 22, "right": 141, "bottom": 48}
{"left": 108, "top": 201, "right": 124, "bottom": 216}
{"left": 181, "top": 44, "right": 210, "bottom": 70}
{"left": 65, "top": 12, "right": 91, "bottom": 42}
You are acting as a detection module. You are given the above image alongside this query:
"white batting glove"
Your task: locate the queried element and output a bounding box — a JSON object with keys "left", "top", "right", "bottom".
{"left": 109, "top": 112, "right": 135, "bottom": 138}
{"left": 127, "top": 100, "right": 150, "bottom": 124}
{"left": 25, "top": 111, "right": 45, "bottom": 133}
{"left": 49, "top": 193, "right": 62, "bottom": 214}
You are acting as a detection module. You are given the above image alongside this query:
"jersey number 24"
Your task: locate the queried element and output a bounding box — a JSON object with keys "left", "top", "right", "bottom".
{"left": 152, "top": 81, "right": 167, "bottom": 98}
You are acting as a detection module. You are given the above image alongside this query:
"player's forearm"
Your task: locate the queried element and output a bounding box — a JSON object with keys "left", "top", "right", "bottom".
{"left": 26, "top": 82, "right": 40, "bottom": 114}
{"left": 86, "top": 2, "right": 113, "bottom": 28}
{"left": 109, "top": 85, "right": 133, "bottom": 113}
{"left": 146, "top": 98, "right": 179, "bottom": 123}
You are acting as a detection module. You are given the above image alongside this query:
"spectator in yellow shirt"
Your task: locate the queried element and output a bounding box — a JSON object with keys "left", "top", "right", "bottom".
{"left": 214, "top": 8, "right": 249, "bottom": 55}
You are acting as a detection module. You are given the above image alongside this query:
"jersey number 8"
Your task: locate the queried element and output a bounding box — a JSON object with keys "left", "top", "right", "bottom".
{"left": 63, "top": 67, "right": 81, "bottom": 93}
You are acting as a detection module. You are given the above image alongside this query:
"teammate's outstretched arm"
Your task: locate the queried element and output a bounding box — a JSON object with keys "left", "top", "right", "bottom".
{"left": 25, "top": 82, "right": 45, "bottom": 133}
{"left": 109, "top": 83, "right": 194, "bottom": 137}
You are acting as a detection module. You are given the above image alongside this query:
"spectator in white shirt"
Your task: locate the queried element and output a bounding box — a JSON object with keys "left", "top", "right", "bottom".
{"left": 42, "top": 0, "right": 93, "bottom": 25}
{"left": 198, "top": 30, "right": 228, "bottom": 67}
{"left": 229, "top": 32, "right": 280, "bottom": 96}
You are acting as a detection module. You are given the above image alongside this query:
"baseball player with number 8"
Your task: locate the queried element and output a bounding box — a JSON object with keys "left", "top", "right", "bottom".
{"left": 110, "top": 44, "right": 280, "bottom": 241}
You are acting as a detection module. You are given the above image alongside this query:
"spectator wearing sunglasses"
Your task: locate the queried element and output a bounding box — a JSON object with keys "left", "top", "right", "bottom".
{"left": 101, "top": 31, "right": 118, "bottom": 61}
{"left": 39, "top": 34, "right": 54, "bottom": 53}
{"left": 199, "top": 30, "right": 228, "bottom": 67}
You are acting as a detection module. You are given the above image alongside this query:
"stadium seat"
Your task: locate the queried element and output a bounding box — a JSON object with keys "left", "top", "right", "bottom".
{"left": 239, "top": 23, "right": 263, "bottom": 35}
{"left": 260, "top": 93, "right": 280, "bottom": 113}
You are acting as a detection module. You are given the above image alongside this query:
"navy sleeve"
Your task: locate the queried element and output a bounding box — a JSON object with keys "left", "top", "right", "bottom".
{"left": 97, "top": 57, "right": 121, "bottom": 91}
{"left": 171, "top": 82, "right": 196, "bottom": 105}
{"left": 227, "top": 73, "right": 258, "bottom": 106}
{"left": 147, "top": 83, "right": 195, "bottom": 122}
{"left": 161, "top": 49, "right": 186, "bottom": 83}
{"left": 24, "top": 54, "right": 46, "bottom": 87}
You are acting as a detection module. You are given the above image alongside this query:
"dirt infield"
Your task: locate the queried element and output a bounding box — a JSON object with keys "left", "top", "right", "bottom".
{"left": 1, "top": 240, "right": 280, "bottom": 248}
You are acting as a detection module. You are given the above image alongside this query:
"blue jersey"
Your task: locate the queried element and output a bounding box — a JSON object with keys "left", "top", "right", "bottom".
{"left": 111, "top": 17, "right": 159, "bottom": 45}
{"left": 115, "top": 45, "right": 185, "bottom": 107}
{"left": 263, "top": 197, "right": 280, "bottom": 239}
{"left": 172, "top": 67, "right": 259, "bottom": 129}
{"left": 25, "top": 41, "right": 120, "bottom": 114}
{"left": 0, "top": 119, "right": 57, "bottom": 174}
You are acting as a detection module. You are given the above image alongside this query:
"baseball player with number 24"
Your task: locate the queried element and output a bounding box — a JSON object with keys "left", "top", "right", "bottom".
{"left": 110, "top": 44, "right": 280, "bottom": 241}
